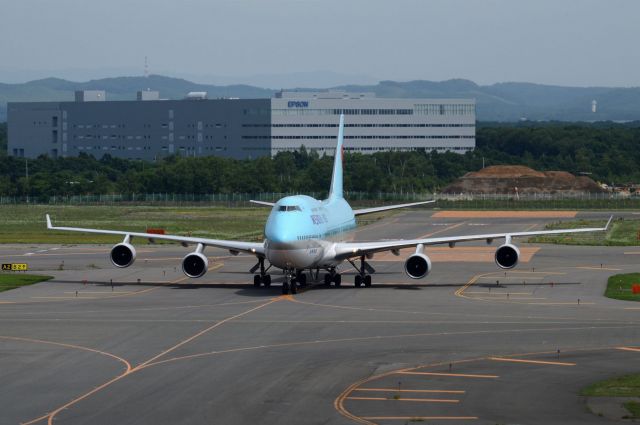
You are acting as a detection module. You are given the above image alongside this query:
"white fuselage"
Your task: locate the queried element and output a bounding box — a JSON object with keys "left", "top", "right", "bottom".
{"left": 263, "top": 195, "right": 356, "bottom": 270}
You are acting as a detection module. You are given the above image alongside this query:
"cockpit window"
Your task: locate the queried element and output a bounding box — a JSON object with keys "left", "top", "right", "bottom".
{"left": 278, "top": 205, "right": 302, "bottom": 212}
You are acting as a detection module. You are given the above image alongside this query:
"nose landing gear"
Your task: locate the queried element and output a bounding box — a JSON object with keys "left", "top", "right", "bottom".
{"left": 282, "top": 269, "right": 298, "bottom": 295}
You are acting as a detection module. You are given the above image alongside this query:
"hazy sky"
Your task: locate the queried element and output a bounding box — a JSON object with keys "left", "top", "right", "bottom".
{"left": 2, "top": 0, "right": 639, "bottom": 87}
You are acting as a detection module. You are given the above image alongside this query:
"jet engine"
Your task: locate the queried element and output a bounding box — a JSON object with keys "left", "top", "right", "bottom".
{"left": 110, "top": 243, "right": 136, "bottom": 268}
{"left": 182, "top": 252, "right": 209, "bottom": 278}
{"left": 404, "top": 253, "right": 432, "bottom": 279}
{"left": 495, "top": 243, "right": 520, "bottom": 269}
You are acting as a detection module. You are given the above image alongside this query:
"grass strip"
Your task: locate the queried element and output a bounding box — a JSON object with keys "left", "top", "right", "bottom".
{"left": 0, "top": 274, "right": 53, "bottom": 292}
{"left": 0, "top": 204, "right": 395, "bottom": 244}
{"left": 605, "top": 273, "right": 640, "bottom": 302}
{"left": 528, "top": 218, "right": 640, "bottom": 246}
{"left": 623, "top": 401, "right": 640, "bottom": 419}
{"left": 580, "top": 374, "right": 640, "bottom": 397}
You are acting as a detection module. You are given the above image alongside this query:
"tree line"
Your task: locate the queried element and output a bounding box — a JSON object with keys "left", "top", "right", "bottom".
{"left": 0, "top": 123, "right": 639, "bottom": 198}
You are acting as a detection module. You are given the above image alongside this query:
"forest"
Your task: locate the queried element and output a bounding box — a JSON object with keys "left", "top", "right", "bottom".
{"left": 1, "top": 122, "right": 639, "bottom": 197}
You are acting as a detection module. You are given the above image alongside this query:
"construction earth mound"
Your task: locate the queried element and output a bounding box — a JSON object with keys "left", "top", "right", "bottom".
{"left": 442, "top": 165, "right": 604, "bottom": 194}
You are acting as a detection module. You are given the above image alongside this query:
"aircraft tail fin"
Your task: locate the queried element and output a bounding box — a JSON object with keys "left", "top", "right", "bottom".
{"left": 328, "top": 114, "right": 344, "bottom": 200}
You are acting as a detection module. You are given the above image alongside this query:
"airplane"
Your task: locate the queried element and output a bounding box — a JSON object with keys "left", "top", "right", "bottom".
{"left": 46, "top": 114, "right": 612, "bottom": 295}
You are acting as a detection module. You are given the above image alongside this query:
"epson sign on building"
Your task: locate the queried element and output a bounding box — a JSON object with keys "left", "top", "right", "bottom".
{"left": 270, "top": 90, "right": 475, "bottom": 157}
{"left": 287, "top": 101, "right": 309, "bottom": 108}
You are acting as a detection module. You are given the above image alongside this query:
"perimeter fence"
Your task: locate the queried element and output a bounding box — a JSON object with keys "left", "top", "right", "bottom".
{"left": 1, "top": 191, "right": 640, "bottom": 209}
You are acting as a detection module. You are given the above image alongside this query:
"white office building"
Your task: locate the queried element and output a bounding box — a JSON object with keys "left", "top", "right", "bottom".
{"left": 268, "top": 91, "right": 475, "bottom": 156}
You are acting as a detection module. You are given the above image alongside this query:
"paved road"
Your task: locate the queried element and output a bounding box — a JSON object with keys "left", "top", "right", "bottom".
{"left": 0, "top": 210, "right": 638, "bottom": 424}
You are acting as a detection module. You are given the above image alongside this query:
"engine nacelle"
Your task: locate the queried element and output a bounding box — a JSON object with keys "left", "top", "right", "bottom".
{"left": 404, "top": 253, "right": 432, "bottom": 279}
{"left": 182, "top": 252, "right": 209, "bottom": 278}
{"left": 495, "top": 243, "right": 520, "bottom": 269}
{"left": 110, "top": 243, "right": 136, "bottom": 268}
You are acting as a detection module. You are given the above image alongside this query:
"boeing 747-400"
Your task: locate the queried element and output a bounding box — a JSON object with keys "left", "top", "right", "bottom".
{"left": 46, "top": 114, "right": 611, "bottom": 294}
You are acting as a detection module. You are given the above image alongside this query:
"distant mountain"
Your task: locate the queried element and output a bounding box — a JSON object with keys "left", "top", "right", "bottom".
{"left": 1, "top": 75, "right": 639, "bottom": 122}
{"left": 334, "top": 80, "right": 640, "bottom": 121}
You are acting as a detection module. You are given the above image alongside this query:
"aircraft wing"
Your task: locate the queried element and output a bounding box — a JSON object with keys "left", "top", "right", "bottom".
{"left": 250, "top": 200, "right": 276, "bottom": 207}
{"left": 334, "top": 216, "right": 613, "bottom": 260}
{"left": 46, "top": 214, "right": 264, "bottom": 256}
{"left": 352, "top": 200, "right": 435, "bottom": 216}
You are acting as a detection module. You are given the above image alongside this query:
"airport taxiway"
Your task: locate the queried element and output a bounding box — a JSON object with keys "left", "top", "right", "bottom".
{"left": 0, "top": 210, "right": 638, "bottom": 424}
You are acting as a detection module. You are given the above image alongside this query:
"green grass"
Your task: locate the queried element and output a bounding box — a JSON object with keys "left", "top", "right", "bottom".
{"left": 0, "top": 274, "right": 53, "bottom": 292}
{"left": 528, "top": 218, "right": 640, "bottom": 246}
{"left": 435, "top": 198, "right": 640, "bottom": 210}
{"left": 0, "top": 204, "right": 396, "bottom": 244}
{"left": 580, "top": 374, "right": 640, "bottom": 397}
{"left": 604, "top": 273, "right": 640, "bottom": 302}
{"left": 623, "top": 401, "right": 640, "bottom": 419}
{"left": 0, "top": 205, "right": 271, "bottom": 244}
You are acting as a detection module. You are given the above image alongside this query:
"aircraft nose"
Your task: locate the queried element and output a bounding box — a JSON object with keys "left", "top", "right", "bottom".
{"left": 265, "top": 214, "right": 296, "bottom": 243}
{"left": 268, "top": 228, "right": 295, "bottom": 243}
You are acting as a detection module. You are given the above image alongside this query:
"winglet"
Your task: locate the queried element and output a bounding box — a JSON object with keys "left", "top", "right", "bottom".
{"left": 250, "top": 200, "right": 276, "bottom": 207}
{"left": 328, "top": 114, "right": 344, "bottom": 200}
{"left": 604, "top": 215, "right": 613, "bottom": 230}
{"left": 46, "top": 214, "right": 52, "bottom": 229}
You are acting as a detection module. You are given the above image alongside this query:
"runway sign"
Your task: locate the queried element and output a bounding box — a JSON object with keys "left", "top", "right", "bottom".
{"left": 1, "top": 263, "right": 28, "bottom": 271}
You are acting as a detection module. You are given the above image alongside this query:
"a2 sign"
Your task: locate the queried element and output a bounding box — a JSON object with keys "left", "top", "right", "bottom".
{"left": 1, "top": 263, "right": 28, "bottom": 271}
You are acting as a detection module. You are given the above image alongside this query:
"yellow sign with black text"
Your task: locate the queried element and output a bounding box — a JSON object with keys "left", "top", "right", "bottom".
{"left": 1, "top": 263, "right": 28, "bottom": 271}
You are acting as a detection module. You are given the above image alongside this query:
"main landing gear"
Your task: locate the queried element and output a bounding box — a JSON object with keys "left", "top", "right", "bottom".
{"left": 323, "top": 268, "right": 342, "bottom": 287}
{"left": 349, "top": 256, "right": 373, "bottom": 288}
{"left": 252, "top": 258, "right": 272, "bottom": 288}
{"left": 253, "top": 274, "right": 271, "bottom": 287}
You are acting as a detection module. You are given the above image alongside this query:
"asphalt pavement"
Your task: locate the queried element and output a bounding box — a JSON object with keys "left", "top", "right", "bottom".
{"left": 0, "top": 209, "right": 638, "bottom": 425}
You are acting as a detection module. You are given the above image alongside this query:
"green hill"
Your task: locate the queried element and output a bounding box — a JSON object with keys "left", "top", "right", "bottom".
{"left": 1, "top": 75, "right": 639, "bottom": 122}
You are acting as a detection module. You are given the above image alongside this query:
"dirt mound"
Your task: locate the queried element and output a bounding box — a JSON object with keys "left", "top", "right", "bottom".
{"left": 466, "top": 165, "right": 545, "bottom": 179}
{"left": 443, "top": 165, "right": 604, "bottom": 194}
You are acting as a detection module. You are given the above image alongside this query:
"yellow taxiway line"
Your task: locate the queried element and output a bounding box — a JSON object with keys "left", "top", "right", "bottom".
{"left": 362, "top": 417, "right": 477, "bottom": 421}
{"left": 575, "top": 266, "right": 621, "bottom": 271}
{"left": 465, "top": 291, "right": 532, "bottom": 295}
{"left": 346, "top": 396, "right": 459, "bottom": 403}
{"left": 616, "top": 346, "right": 640, "bottom": 352}
{"left": 355, "top": 388, "right": 465, "bottom": 394}
{"left": 398, "top": 371, "right": 498, "bottom": 379}
{"left": 489, "top": 357, "right": 576, "bottom": 366}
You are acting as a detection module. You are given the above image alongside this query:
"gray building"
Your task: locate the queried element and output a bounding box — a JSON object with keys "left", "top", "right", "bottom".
{"left": 8, "top": 90, "right": 475, "bottom": 160}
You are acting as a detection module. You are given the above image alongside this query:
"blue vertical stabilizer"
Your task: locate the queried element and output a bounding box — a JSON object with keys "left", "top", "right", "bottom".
{"left": 328, "top": 114, "right": 344, "bottom": 200}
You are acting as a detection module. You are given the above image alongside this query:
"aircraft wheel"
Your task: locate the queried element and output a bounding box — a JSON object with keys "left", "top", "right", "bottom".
{"left": 355, "top": 275, "right": 362, "bottom": 287}
{"left": 324, "top": 274, "right": 332, "bottom": 285}
{"left": 282, "top": 281, "right": 289, "bottom": 295}
{"left": 264, "top": 275, "right": 271, "bottom": 287}
{"left": 334, "top": 274, "right": 342, "bottom": 286}
{"left": 253, "top": 275, "right": 261, "bottom": 287}
{"left": 298, "top": 273, "right": 307, "bottom": 287}
{"left": 364, "top": 275, "right": 372, "bottom": 287}
{"left": 290, "top": 281, "right": 298, "bottom": 294}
